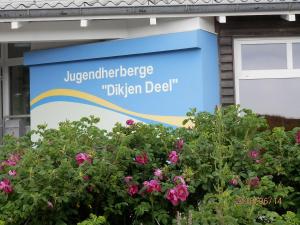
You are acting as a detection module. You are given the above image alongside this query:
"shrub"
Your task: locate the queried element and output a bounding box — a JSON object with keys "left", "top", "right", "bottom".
{"left": 0, "top": 106, "right": 299, "bottom": 225}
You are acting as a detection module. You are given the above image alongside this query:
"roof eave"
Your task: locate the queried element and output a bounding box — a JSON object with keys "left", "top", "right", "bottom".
{"left": 0, "top": 3, "right": 300, "bottom": 19}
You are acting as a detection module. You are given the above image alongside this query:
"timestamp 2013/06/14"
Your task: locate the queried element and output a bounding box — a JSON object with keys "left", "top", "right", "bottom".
{"left": 235, "top": 196, "right": 283, "bottom": 206}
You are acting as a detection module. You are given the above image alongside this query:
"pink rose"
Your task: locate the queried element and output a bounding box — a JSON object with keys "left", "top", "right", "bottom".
{"left": 174, "top": 176, "right": 185, "bottom": 185}
{"left": 3, "top": 154, "right": 21, "bottom": 167}
{"left": 135, "top": 152, "right": 149, "bottom": 165}
{"left": 4, "top": 159, "right": 17, "bottom": 166}
{"left": 9, "top": 154, "right": 21, "bottom": 162}
{"left": 168, "top": 151, "right": 179, "bottom": 164}
{"left": 154, "top": 169, "right": 163, "bottom": 180}
{"left": 175, "top": 139, "right": 184, "bottom": 151}
{"left": 0, "top": 178, "right": 13, "bottom": 194}
{"left": 166, "top": 188, "right": 180, "bottom": 206}
{"left": 8, "top": 170, "right": 17, "bottom": 176}
{"left": 126, "top": 119, "right": 134, "bottom": 126}
{"left": 175, "top": 184, "right": 189, "bottom": 201}
{"left": 249, "top": 177, "right": 260, "bottom": 188}
{"left": 248, "top": 150, "right": 260, "bottom": 159}
{"left": 296, "top": 130, "right": 300, "bottom": 144}
{"left": 124, "top": 176, "right": 133, "bottom": 183}
{"left": 128, "top": 184, "right": 139, "bottom": 196}
{"left": 229, "top": 178, "right": 238, "bottom": 186}
{"left": 143, "top": 180, "right": 161, "bottom": 193}
{"left": 75, "top": 153, "right": 92, "bottom": 166}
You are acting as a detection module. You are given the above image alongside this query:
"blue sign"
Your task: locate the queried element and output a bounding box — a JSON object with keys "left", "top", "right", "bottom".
{"left": 25, "top": 30, "right": 220, "bottom": 129}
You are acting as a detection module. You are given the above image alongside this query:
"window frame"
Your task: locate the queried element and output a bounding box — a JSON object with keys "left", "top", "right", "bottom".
{"left": 234, "top": 37, "right": 300, "bottom": 106}
{"left": 234, "top": 37, "right": 300, "bottom": 80}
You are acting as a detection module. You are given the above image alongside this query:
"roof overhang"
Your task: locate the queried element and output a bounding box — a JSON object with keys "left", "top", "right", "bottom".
{"left": 0, "top": 3, "right": 300, "bottom": 21}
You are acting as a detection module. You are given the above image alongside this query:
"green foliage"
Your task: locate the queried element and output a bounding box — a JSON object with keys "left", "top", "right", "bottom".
{"left": 0, "top": 106, "right": 299, "bottom": 225}
{"left": 77, "top": 214, "right": 106, "bottom": 225}
{"left": 174, "top": 106, "right": 300, "bottom": 225}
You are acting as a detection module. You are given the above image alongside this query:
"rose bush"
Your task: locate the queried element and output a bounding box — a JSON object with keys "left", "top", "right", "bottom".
{"left": 0, "top": 106, "right": 299, "bottom": 225}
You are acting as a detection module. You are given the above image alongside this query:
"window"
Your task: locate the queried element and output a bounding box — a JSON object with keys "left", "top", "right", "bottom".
{"left": 0, "top": 43, "right": 31, "bottom": 137}
{"left": 234, "top": 38, "right": 300, "bottom": 119}
{"left": 241, "top": 43, "right": 287, "bottom": 70}
{"left": 235, "top": 38, "right": 300, "bottom": 79}
{"left": 9, "top": 66, "right": 30, "bottom": 115}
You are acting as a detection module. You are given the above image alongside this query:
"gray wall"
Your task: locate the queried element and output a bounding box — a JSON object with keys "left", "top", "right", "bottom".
{"left": 239, "top": 78, "right": 300, "bottom": 119}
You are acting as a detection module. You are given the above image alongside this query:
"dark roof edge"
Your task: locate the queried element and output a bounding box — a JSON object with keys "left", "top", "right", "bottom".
{"left": 0, "top": 3, "right": 300, "bottom": 19}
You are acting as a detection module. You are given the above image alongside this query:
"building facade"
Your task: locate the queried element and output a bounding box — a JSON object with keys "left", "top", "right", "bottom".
{"left": 0, "top": 0, "right": 300, "bottom": 137}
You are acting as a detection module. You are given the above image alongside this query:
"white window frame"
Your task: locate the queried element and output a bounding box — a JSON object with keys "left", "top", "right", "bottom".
{"left": 234, "top": 37, "right": 300, "bottom": 105}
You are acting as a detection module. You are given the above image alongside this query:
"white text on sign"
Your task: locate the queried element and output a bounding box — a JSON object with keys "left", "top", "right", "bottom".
{"left": 101, "top": 78, "right": 179, "bottom": 98}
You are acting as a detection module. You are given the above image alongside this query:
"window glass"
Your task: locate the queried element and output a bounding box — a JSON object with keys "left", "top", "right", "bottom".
{"left": 292, "top": 43, "right": 300, "bottom": 69}
{"left": 8, "top": 43, "right": 30, "bottom": 58}
{"left": 9, "top": 66, "right": 30, "bottom": 115}
{"left": 241, "top": 43, "right": 287, "bottom": 70}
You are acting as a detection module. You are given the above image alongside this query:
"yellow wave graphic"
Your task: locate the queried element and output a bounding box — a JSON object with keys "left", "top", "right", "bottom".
{"left": 31, "top": 89, "right": 187, "bottom": 127}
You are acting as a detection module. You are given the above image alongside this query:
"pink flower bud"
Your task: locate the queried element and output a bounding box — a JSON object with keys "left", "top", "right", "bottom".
{"left": 154, "top": 169, "right": 163, "bottom": 180}
{"left": 0, "top": 178, "right": 13, "bottom": 194}
{"left": 249, "top": 177, "right": 260, "bottom": 188}
{"left": 248, "top": 150, "right": 260, "bottom": 159}
{"left": 229, "top": 178, "right": 238, "bottom": 186}
{"left": 175, "top": 139, "right": 184, "bottom": 151}
{"left": 8, "top": 170, "right": 17, "bottom": 176}
{"left": 75, "top": 153, "right": 92, "bottom": 166}
{"left": 168, "top": 151, "right": 179, "bottom": 164}
{"left": 124, "top": 176, "right": 133, "bottom": 183}
{"left": 135, "top": 152, "right": 149, "bottom": 165}
{"left": 126, "top": 119, "right": 134, "bottom": 126}
{"left": 127, "top": 184, "right": 139, "bottom": 196}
